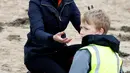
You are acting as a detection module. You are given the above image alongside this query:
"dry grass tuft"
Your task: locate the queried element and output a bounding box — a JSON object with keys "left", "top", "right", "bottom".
{"left": 0, "top": 26, "right": 4, "bottom": 32}
{"left": 109, "top": 27, "right": 116, "bottom": 30}
{"left": 120, "top": 26, "right": 130, "bottom": 32}
{"left": 7, "top": 18, "right": 29, "bottom": 27}
{"left": 118, "top": 34, "right": 130, "bottom": 41}
{"left": 119, "top": 51, "right": 130, "bottom": 57}
{"left": 7, "top": 35, "right": 21, "bottom": 41}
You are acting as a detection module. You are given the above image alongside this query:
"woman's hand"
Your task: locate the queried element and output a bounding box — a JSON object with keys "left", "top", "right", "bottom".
{"left": 53, "top": 32, "right": 72, "bottom": 43}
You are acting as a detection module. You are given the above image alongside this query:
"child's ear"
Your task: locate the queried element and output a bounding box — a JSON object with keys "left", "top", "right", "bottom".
{"left": 99, "top": 28, "right": 104, "bottom": 35}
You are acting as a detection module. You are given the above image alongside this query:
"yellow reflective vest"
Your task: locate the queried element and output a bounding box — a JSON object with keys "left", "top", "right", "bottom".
{"left": 80, "top": 44, "right": 122, "bottom": 73}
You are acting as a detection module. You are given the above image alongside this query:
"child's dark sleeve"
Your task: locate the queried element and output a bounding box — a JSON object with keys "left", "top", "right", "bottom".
{"left": 69, "top": 50, "right": 91, "bottom": 73}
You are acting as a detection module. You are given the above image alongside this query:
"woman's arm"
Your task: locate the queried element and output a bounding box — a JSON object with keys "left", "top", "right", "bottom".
{"left": 28, "top": 0, "right": 72, "bottom": 44}
{"left": 28, "top": 0, "right": 53, "bottom": 42}
{"left": 70, "top": 2, "right": 81, "bottom": 33}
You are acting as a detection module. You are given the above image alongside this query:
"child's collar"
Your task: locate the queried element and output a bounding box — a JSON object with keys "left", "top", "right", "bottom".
{"left": 82, "top": 35, "right": 120, "bottom": 53}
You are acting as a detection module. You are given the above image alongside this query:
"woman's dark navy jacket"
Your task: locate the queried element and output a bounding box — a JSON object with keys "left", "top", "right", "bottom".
{"left": 24, "top": 0, "right": 81, "bottom": 62}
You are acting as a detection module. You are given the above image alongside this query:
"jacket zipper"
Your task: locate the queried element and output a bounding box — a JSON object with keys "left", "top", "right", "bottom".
{"left": 59, "top": 1, "right": 73, "bottom": 21}
{"left": 41, "top": 1, "right": 73, "bottom": 21}
{"left": 41, "top": 4, "right": 59, "bottom": 16}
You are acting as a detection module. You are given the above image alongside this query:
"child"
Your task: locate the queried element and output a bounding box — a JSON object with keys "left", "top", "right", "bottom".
{"left": 69, "top": 9, "right": 123, "bottom": 73}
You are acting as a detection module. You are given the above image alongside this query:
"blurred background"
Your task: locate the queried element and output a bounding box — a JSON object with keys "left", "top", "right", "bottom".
{"left": 0, "top": 0, "right": 130, "bottom": 73}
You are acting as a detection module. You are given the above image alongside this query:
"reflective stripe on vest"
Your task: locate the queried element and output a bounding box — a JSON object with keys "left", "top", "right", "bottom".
{"left": 80, "top": 44, "right": 122, "bottom": 73}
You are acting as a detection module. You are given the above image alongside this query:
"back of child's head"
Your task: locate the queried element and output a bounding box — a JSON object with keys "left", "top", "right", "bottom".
{"left": 82, "top": 9, "right": 110, "bottom": 34}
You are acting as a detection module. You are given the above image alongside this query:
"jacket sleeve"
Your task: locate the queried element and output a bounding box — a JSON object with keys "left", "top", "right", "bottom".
{"left": 69, "top": 50, "right": 91, "bottom": 73}
{"left": 28, "top": 0, "right": 53, "bottom": 42}
{"left": 70, "top": 2, "right": 81, "bottom": 33}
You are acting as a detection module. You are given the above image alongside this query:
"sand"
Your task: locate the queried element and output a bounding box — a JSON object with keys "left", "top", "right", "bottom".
{"left": 0, "top": 0, "right": 130, "bottom": 73}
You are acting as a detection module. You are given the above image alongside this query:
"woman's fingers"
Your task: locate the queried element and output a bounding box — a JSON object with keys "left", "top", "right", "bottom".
{"left": 58, "top": 31, "right": 65, "bottom": 36}
{"left": 53, "top": 31, "right": 72, "bottom": 43}
{"left": 62, "top": 38, "right": 72, "bottom": 43}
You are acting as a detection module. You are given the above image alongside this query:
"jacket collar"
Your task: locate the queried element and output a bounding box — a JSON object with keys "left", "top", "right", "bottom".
{"left": 41, "top": 0, "right": 73, "bottom": 5}
{"left": 82, "top": 35, "right": 120, "bottom": 52}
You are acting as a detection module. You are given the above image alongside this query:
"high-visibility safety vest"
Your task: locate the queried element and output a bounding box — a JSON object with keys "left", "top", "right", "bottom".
{"left": 80, "top": 44, "right": 122, "bottom": 73}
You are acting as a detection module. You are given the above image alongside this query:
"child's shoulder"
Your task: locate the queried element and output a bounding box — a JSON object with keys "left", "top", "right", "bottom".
{"left": 80, "top": 46, "right": 92, "bottom": 50}
{"left": 80, "top": 44, "right": 98, "bottom": 50}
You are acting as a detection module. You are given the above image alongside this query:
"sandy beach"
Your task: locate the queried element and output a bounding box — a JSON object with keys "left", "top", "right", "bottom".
{"left": 0, "top": 0, "right": 130, "bottom": 73}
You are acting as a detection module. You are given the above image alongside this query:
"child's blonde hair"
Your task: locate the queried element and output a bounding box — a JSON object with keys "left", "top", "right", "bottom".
{"left": 82, "top": 9, "right": 110, "bottom": 34}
